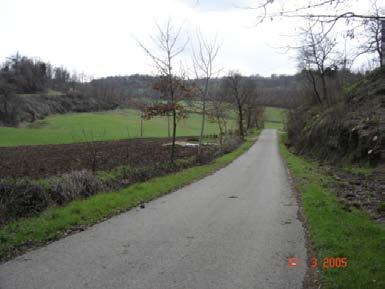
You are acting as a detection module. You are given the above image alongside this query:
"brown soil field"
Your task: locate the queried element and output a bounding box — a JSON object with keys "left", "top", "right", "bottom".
{"left": 334, "top": 165, "right": 385, "bottom": 223}
{"left": 0, "top": 137, "right": 200, "bottom": 179}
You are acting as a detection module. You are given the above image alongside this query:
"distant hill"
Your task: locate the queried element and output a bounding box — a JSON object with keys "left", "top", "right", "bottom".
{"left": 0, "top": 53, "right": 364, "bottom": 126}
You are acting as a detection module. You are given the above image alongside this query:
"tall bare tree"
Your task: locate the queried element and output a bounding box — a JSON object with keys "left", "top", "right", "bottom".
{"left": 297, "top": 23, "right": 339, "bottom": 105}
{"left": 222, "top": 71, "right": 256, "bottom": 139}
{"left": 359, "top": 1, "right": 385, "bottom": 67}
{"left": 137, "top": 20, "right": 188, "bottom": 161}
{"left": 207, "top": 83, "right": 230, "bottom": 146}
{"left": 250, "top": 0, "right": 384, "bottom": 63}
{"left": 191, "top": 32, "right": 221, "bottom": 154}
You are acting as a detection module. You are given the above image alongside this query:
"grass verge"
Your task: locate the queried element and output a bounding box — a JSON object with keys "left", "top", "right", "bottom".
{"left": 279, "top": 134, "right": 385, "bottom": 289}
{"left": 0, "top": 131, "right": 259, "bottom": 261}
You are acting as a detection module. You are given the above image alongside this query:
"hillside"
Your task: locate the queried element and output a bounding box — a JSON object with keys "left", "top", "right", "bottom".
{"left": 286, "top": 68, "right": 385, "bottom": 222}
{"left": 287, "top": 67, "right": 385, "bottom": 166}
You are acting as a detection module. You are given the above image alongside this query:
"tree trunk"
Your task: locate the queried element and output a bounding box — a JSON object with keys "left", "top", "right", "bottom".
{"left": 198, "top": 98, "right": 206, "bottom": 155}
{"left": 246, "top": 107, "right": 252, "bottom": 130}
{"left": 320, "top": 74, "right": 328, "bottom": 104}
{"left": 217, "top": 115, "right": 223, "bottom": 147}
{"left": 198, "top": 80, "right": 209, "bottom": 156}
{"left": 171, "top": 107, "right": 177, "bottom": 162}
{"left": 238, "top": 103, "right": 244, "bottom": 140}
{"left": 307, "top": 70, "right": 322, "bottom": 104}
{"left": 381, "top": 20, "right": 385, "bottom": 68}
{"left": 167, "top": 114, "right": 171, "bottom": 138}
{"left": 223, "top": 118, "right": 227, "bottom": 135}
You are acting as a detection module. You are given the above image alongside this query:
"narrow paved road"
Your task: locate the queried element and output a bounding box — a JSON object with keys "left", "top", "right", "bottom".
{"left": 0, "top": 129, "right": 307, "bottom": 289}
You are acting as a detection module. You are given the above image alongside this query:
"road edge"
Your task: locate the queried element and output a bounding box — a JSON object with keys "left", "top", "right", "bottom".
{"left": 277, "top": 131, "right": 321, "bottom": 289}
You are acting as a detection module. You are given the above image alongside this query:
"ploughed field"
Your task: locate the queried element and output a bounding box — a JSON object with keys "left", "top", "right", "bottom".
{"left": 0, "top": 137, "right": 203, "bottom": 179}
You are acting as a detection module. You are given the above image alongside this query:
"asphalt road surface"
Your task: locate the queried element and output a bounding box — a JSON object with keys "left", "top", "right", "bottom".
{"left": 0, "top": 129, "right": 307, "bottom": 289}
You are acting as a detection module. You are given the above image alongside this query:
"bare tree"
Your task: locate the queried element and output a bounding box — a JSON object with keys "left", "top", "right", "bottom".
{"left": 297, "top": 23, "right": 339, "bottom": 105}
{"left": 137, "top": 20, "right": 188, "bottom": 161}
{"left": 249, "top": 0, "right": 384, "bottom": 61}
{"left": 359, "top": 1, "right": 385, "bottom": 67}
{"left": 207, "top": 84, "right": 230, "bottom": 146}
{"left": 191, "top": 32, "right": 221, "bottom": 154}
{"left": 244, "top": 89, "right": 264, "bottom": 130}
{"left": 250, "top": 0, "right": 384, "bottom": 26}
{"left": 222, "top": 71, "right": 256, "bottom": 139}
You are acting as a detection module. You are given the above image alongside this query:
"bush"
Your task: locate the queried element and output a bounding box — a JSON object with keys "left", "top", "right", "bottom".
{"left": 195, "top": 150, "right": 216, "bottom": 164}
{"left": 49, "top": 170, "right": 101, "bottom": 205}
{"left": 0, "top": 180, "right": 48, "bottom": 223}
{"left": 221, "top": 136, "right": 242, "bottom": 154}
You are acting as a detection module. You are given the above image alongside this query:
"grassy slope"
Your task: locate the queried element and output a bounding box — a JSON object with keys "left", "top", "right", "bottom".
{"left": 263, "top": 106, "right": 287, "bottom": 130}
{"left": 279, "top": 134, "right": 385, "bottom": 289}
{"left": 0, "top": 109, "right": 236, "bottom": 147}
{"left": 0, "top": 132, "right": 258, "bottom": 260}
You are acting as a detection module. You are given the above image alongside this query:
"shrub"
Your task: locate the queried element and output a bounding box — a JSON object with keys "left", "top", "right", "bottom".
{"left": 0, "top": 180, "right": 48, "bottom": 223}
{"left": 49, "top": 170, "right": 101, "bottom": 205}
{"left": 221, "top": 136, "right": 242, "bottom": 154}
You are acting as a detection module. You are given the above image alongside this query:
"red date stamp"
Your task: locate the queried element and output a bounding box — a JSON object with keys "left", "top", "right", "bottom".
{"left": 287, "top": 257, "right": 349, "bottom": 269}
{"left": 311, "top": 256, "right": 348, "bottom": 269}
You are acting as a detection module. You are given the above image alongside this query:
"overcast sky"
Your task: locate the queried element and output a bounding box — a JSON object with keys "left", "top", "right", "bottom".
{"left": 0, "top": 0, "right": 376, "bottom": 78}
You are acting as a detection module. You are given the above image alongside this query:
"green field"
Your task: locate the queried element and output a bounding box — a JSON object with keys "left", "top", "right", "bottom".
{"left": 0, "top": 106, "right": 286, "bottom": 147}
{"left": 0, "top": 109, "right": 236, "bottom": 147}
{"left": 263, "top": 106, "right": 287, "bottom": 130}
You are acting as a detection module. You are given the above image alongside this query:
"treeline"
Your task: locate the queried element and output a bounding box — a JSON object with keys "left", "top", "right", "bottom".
{"left": 87, "top": 75, "right": 160, "bottom": 108}
{"left": 0, "top": 54, "right": 160, "bottom": 125}
{"left": 87, "top": 71, "right": 364, "bottom": 109}
{"left": 285, "top": 14, "right": 385, "bottom": 165}
{"left": 0, "top": 52, "right": 365, "bottom": 126}
{"left": 0, "top": 54, "right": 83, "bottom": 125}
{"left": 255, "top": 69, "right": 363, "bottom": 108}
{"left": 0, "top": 53, "right": 75, "bottom": 94}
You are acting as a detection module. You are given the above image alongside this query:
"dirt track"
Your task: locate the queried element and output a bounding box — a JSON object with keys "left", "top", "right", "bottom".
{"left": 0, "top": 138, "right": 198, "bottom": 178}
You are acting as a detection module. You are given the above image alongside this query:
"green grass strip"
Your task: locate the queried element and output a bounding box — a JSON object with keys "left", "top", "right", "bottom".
{"left": 279, "top": 134, "right": 385, "bottom": 289}
{"left": 0, "top": 132, "right": 259, "bottom": 261}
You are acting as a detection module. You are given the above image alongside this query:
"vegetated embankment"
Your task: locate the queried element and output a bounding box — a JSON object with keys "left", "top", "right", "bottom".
{"left": 288, "top": 68, "right": 385, "bottom": 165}
{"left": 286, "top": 68, "right": 385, "bottom": 221}
{"left": 3, "top": 92, "right": 118, "bottom": 126}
